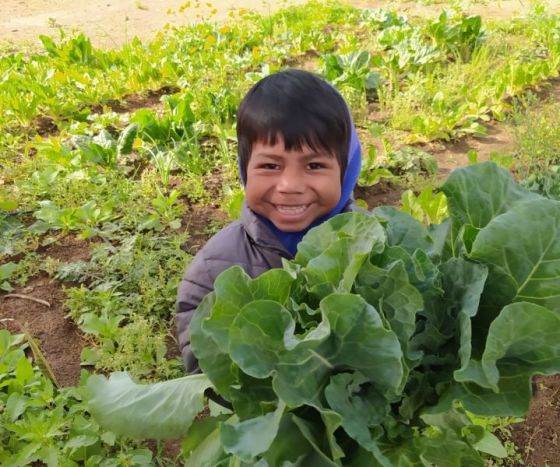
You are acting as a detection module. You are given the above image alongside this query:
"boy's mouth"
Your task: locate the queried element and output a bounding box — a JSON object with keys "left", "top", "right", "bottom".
{"left": 274, "top": 204, "right": 310, "bottom": 215}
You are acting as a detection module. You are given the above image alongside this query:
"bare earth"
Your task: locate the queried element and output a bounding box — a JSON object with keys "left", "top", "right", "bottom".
{"left": 3, "top": 0, "right": 560, "bottom": 49}
{"left": 1, "top": 0, "right": 308, "bottom": 48}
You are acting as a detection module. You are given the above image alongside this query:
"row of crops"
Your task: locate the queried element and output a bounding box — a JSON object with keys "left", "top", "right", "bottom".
{"left": 1, "top": 1, "right": 560, "bottom": 464}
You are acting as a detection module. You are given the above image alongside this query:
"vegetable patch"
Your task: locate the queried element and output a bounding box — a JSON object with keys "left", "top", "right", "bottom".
{"left": 87, "top": 162, "right": 560, "bottom": 466}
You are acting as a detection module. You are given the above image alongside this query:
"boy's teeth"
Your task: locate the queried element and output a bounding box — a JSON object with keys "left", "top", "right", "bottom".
{"left": 276, "top": 205, "right": 308, "bottom": 214}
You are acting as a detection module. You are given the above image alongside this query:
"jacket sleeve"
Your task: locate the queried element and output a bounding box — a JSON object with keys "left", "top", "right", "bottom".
{"left": 176, "top": 251, "right": 214, "bottom": 373}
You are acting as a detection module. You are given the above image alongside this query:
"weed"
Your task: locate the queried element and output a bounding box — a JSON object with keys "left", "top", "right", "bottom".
{"left": 139, "top": 189, "right": 184, "bottom": 231}
{"left": 467, "top": 412, "right": 524, "bottom": 466}
{"left": 6, "top": 252, "right": 61, "bottom": 288}
{"left": 0, "top": 262, "right": 17, "bottom": 292}
{"left": 94, "top": 316, "right": 183, "bottom": 380}
{"left": 511, "top": 99, "right": 560, "bottom": 189}
{"left": 0, "top": 329, "right": 159, "bottom": 464}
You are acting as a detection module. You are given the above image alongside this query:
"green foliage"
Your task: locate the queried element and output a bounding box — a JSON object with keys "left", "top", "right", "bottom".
{"left": 2, "top": 252, "right": 60, "bottom": 290}
{"left": 132, "top": 93, "right": 196, "bottom": 144}
{"left": 358, "top": 141, "right": 437, "bottom": 188}
{"left": 40, "top": 33, "right": 96, "bottom": 66}
{"left": 68, "top": 124, "right": 139, "bottom": 168}
{"left": 73, "top": 130, "right": 119, "bottom": 167}
{"left": 400, "top": 187, "right": 448, "bottom": 224}
{"left": 423, "top": 11, "right": 486, "bottom": 61}
{"left": 117, "top": 123, "right": 139, "bottom": 156}
{"left": 385, "top": 146, "right": 438, "bottom": 181}
{"left": 86, "top": 162, "right": 560, "bottom": 465}
{"left": 2, "top": 1, "right": 559, "bottom": 148}
{"left": 139, "top": 189, "right": 184, "bottom": 231}
{"left": 322, "top": 51, "right": 381, "bottom": 99}
{"left": 0, "top": 261, "right": 17, "bottom": 291}
{"left": 0, "top": 213, "right": 29, "bottom": 260}
{"left": 62, "top": 233, "right": 189, "bottom": 379}
{"left": 510, "top": 99, "right": 560, "bottom": 200}
{"left": 359, "top": 152, "right": 396, "bottom": 187}
{"left": 466, "top": 412, "right": 524, "bottom": 464}
{"left": 30, "top": 200, "right": 116, "bottom": 238}
{"left": 0, "top": 329, "right": 158, "bottom": 465}
{"left": 85, "top": 315, "right": 183, "bottom": 380}
{"left": 86, "top": 372, "right": 213, "bottom": 439}
{"left": 222, "top": 187, "right": 245, "bottom": 220}
{"left": 522, "top": 165, "right": 560, "bottom": 200}
{"left": 0, "top": 195, "right": 18, "bottom": 212}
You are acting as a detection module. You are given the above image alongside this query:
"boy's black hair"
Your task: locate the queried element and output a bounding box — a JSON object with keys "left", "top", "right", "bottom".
{"left": 237, "top": 69, "right": 351, "bottom": 181}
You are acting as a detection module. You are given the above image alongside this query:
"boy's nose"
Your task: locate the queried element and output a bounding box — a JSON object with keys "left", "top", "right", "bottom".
{"left": 277, "top": 169, "right": 305, "bottom": 193}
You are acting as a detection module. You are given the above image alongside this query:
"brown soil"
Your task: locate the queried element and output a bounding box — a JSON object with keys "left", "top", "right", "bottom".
{"left": 0, "top": 235, "right": 91, "bottom": 387}
{"left": 39, "top": 234, "right": 94, "bottom": 262}
{"left": 32, "top": 115, "right": 59, "bottom": 136}
{"left": 180, "top": 204, "right": 229, "bottom": 254}
{"left": 4, "top": 0, "right": 560, "bottom": 50}
{"left": 354, "top": 181, "right": 404, "bottom": 208}
{"left": 424, "top": 120, "right": 516, "bottom": 180}
{"left": 0, "top": 275, "right": 85, "bottom": 387}
{"left": 91, "top": 85, "right": 180, "bottom": 115}
{"left": 511, "top": 375, "right": 560, "bottom": 467}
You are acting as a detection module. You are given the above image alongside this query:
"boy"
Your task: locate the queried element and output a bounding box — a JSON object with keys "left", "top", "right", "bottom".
{"left": 176, "top": 69, "right": 363, "bottom": 372}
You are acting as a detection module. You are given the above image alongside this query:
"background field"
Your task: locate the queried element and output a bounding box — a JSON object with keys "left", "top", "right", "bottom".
{"left": 4, "top": 0, "right": 560, "bottom": 48}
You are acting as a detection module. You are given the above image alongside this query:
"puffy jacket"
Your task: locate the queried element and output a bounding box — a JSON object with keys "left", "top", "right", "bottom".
{"left": 176, "top": 201, "right": 362, "bottom": 372}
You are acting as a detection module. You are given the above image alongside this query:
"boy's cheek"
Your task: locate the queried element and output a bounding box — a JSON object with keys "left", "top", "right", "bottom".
{"left": 244, "top": 186, "right": 265, "bottom": 213}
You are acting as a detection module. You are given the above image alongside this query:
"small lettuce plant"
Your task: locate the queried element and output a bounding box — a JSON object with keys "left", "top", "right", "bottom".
{"left": 87, "top": 162, "right": 560, "bottom": 466}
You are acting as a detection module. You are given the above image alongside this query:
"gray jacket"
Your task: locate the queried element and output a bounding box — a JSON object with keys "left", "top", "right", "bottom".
{"left": 176, "top": 201, "right": 361, "bottom": 372}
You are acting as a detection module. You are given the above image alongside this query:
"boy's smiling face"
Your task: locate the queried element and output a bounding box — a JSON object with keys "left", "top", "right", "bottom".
{"left": 245, "top": 136, "right": 342, "bottom": 232}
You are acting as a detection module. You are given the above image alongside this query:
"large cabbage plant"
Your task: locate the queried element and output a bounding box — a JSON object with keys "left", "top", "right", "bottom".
{"left": 87, "top": 162, "right": 560, "bottom": 466}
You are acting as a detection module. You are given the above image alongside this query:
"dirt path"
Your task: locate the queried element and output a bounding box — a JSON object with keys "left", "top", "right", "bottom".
{"left": 1, "top": 0, "right": 307, "bottom": 48}
{"left": 4, "top": 0, "right": 560, "bottom": 49}
{"left": 357, "top": 0, "right": 560, "bottom": 21}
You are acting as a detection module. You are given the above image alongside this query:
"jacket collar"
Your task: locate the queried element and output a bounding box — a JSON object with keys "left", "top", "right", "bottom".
{"left": 240, "top": 200, "right": 361, "bottom": 259}
{"left": 240, "top": 203, "right": 292, "bottom": 258}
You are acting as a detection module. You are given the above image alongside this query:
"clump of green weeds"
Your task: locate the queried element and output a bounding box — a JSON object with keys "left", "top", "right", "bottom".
{"left": 0, "top": 329, "right": 173, "bottom": 465}
{"left": 60, "top": 233, "right": 189, "bottom": 380}
{"left": 80, "top": 314, "right": 183, "bottom": 381}
{"left": 467, "top": 412, "right": 524, "bottom": 466}
{"left": 510, "top": 95, "right": 560, "bottom": 200}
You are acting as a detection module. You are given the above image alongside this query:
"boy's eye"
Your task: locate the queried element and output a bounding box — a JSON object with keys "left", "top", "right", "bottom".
{"left": 307, "top": 162, "right": 324, "bottom": 170}
{"left": 260, "top": 163, "right": 279, "bottom": 170}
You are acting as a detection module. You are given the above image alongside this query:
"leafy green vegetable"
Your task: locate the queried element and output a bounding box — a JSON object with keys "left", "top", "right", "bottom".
{"left": 0, "top": 261, "right": 17, "bottom": 291}
{"left": 87, "top": 162, "right": 560, "bottom": 465}
{"left": 117, "top": 123, "right": 139, "bottom": 156}
{"left": 221, "top": 401, "right": 286, "bottom": 461}
{"left": 86, "top": 372, "right": 213, "bottom": 439}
